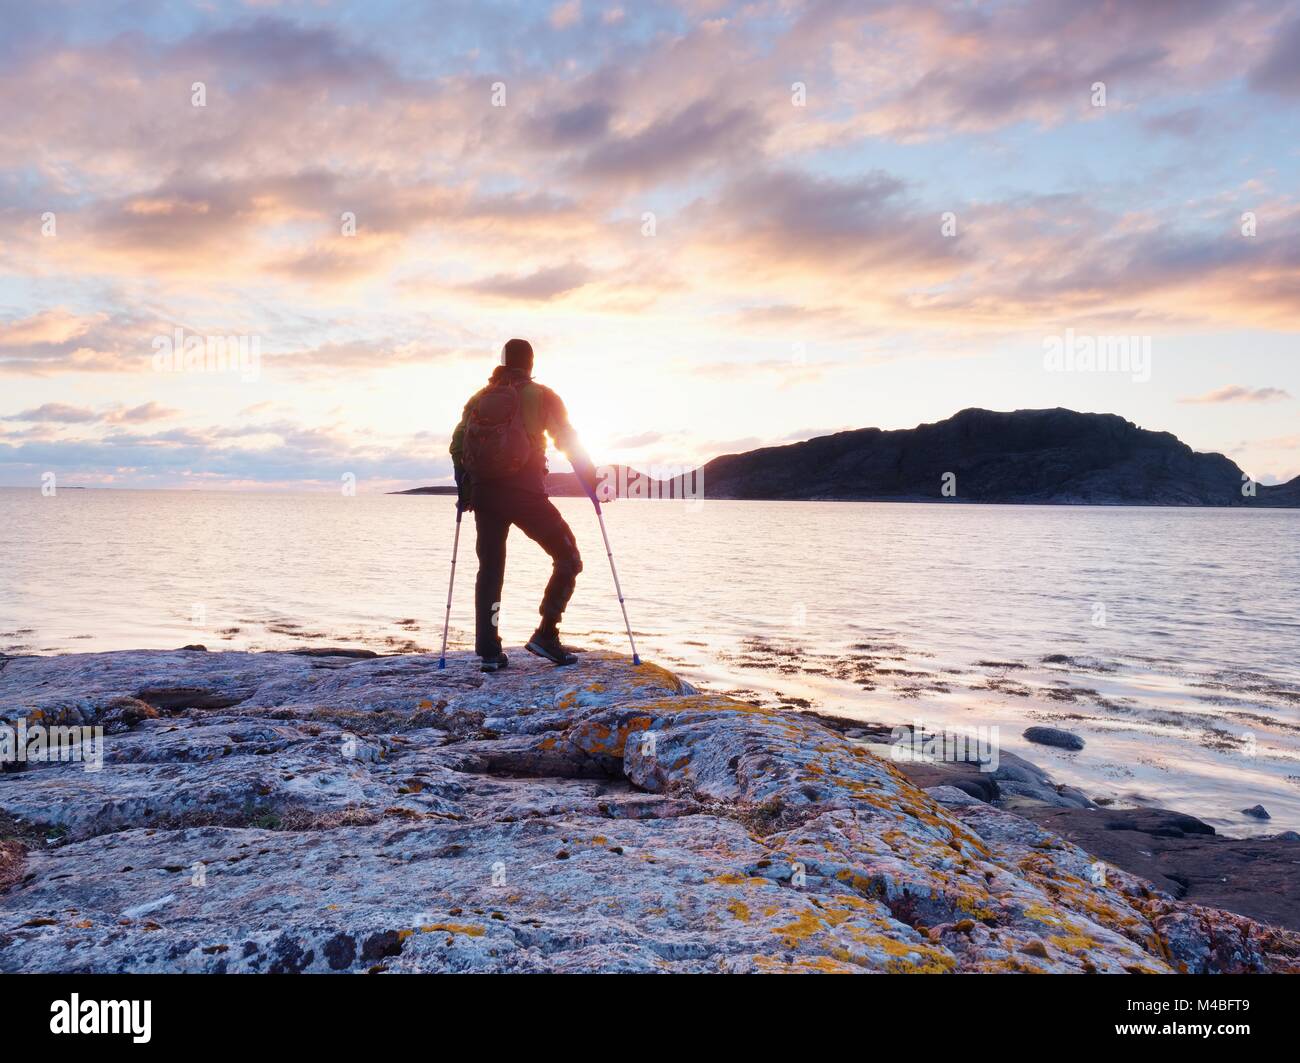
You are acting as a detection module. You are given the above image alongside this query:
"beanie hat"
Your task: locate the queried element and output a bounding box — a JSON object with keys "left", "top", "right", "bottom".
{"left": 501, "top": 338, "right": 534, "bottom": 373}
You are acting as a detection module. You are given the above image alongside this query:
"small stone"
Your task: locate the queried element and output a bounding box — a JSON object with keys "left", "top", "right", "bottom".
{"left": 1241, "top": 805, "right": 1271, "bottom": 821}
{"left": 925, "top": 785, "right": 984, "bottom": 808}
{"left": 1023, "top": 726, "right": 1085, "bottom": 752}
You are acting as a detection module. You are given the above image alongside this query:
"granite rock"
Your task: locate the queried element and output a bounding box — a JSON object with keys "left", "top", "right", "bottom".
{"left": 1022, "top": 726, "right": 1086, "bottom": 752}
{"left": 1, "top": 649, "right": 1296, "bottom": 973}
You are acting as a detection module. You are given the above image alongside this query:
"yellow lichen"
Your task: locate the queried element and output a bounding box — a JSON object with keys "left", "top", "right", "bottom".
{"left": 420, "top": 923, "right": 486, "bottom": 937}
{"left": 727, "top": 899, "right": 751, "bottom": 922}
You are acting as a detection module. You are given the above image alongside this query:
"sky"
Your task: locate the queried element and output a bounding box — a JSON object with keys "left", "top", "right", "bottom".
{"left": 1, "top": 0, "right": 1298, "bottom": 491}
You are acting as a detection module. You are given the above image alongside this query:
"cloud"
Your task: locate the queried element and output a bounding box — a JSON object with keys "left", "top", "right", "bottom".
{"left": 269, "top": 337, "right": 461, "bottom": 374}
{"left": 529, "top": 101, "right": 613, "bottom": 148}
{"left": 0, "top": 310, "right": 145, "bottom": 374}
{"left": 1142, "top": 107, "right": 1208, "bottom": 138}
{"left": 0, "top": 413, "right": 456, "bottom": 491}
{"left": 84, "top": 172, "right": 339, "bottom": 273}
{"left": 818, "top": 0, "right": 1285, "bottom": 138}
{"left": 1180, "top": 385, "right": 1293, "bottom": 404}
{"left": 610, "top": 430, "right": 667, "bottom": 449}
{"left": 267, "top": 233, "right": 405, "bottom": 285}
{"left": 0, "top": 309, "right": 255, "bottom": 375}
{"left": 696, "top": 436, "right": 763, "bottom": 457}
{"left": 3, "top": 403, "right": 98, "bottom": 423}
{"left": 779, "top": 426, "right": 850, "bottom": 443}
{"left": 655, "top": 167, "right": 971, "bottom": 318}
{"left": 549, "top": 1, "right": 583, "bottom": 31}
{"left": 106, "top": 402, "right": 178, "bottom": 423}
{"left": 2, "top": 1, "right": 1299, "bottom": 488}
{"left": 686, "top": 357, "right": 834, "bottom": 388}
{"left": 459, "top": 263, "right": 593, "bottom": 302}
{"left": 1248, "top": 13, "right": 1300, "bottom": 95}
{"left": 2, "top": 400, "right": 179, "bottom": 424}
{"left": 711, "top": 169, "right": 918, "bottom": 258}
{"left": 172, "top": 16, "right": 393, "bottom": 91}
{"left": 576, "top": 100, "right": 766, "bottom": 186}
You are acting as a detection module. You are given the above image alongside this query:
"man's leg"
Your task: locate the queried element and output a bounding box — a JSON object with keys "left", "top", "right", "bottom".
{"left": 473, "top": 506, "right": 510, "bottom": 658}
{"left": 511, "top": 494, "right": 583, "bottom": 633}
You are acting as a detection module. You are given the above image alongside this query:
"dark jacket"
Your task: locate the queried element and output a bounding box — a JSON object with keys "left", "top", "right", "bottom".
{"left": 450, "top": 366, "right": 596, "bottom": 494}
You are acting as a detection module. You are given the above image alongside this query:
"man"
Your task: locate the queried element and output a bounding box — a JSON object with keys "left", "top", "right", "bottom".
{"left": 449, "top": 338, "right": 602, "bottom": 673}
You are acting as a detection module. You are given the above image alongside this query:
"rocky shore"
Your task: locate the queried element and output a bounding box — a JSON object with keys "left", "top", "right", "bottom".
{"left": 2, "top": 647, "right": 1298, "bottom": 973}
{"left": 807, "top": 715, "right": 1300, "bottom": 933}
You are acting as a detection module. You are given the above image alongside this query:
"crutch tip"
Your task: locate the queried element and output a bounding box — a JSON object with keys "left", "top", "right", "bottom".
{"left": 437, "top": 658, "right": 446, "bottom": 670}
{"left": 632, "top": 654, "right": 642, "bottom": 666}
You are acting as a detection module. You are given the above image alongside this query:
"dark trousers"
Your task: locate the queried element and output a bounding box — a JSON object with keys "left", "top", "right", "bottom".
{"left": 472, "top": 485, "right": 583, "bottom": 657}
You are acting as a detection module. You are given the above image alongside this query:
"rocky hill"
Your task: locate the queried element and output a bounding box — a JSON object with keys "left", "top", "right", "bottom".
{"left": 662, "top": 408, "right": 1298, "bottom": 505}
{"left": 2, "top": 648, "right": 1297, "bottom": 973}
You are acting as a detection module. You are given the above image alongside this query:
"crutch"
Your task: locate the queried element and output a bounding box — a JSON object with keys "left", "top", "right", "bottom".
{"left": 586, "top": 486, "right": 641, "bottom": 665}
{"left": 437, "top": 501, "right": 465, "bottom": 669}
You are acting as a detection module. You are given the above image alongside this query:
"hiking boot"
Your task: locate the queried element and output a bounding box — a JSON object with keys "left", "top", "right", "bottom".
{"left": 526, "top": 628, "right": 578, "bottom": 666}
{"left": 480, "top": 652, "right": 509, "bottom": 674}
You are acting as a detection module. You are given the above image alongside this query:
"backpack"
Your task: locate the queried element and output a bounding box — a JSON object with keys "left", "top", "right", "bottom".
{"left": 461, "top": 379, "right": 535, "bottom": 480}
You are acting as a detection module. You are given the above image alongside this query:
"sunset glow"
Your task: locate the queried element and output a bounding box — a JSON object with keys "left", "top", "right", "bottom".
{"left": 2, "top": 0, "right": 1298, "bottom": 490}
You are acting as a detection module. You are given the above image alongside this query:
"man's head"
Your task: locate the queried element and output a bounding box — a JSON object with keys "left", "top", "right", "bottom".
{"left": 501, "top": 338, "right": 534, "bottom": 374}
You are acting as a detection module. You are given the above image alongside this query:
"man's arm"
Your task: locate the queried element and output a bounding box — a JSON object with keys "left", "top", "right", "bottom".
{"left": 542, "top": 388, "right": 599, "bottom": 496}
{"left": 449, "top": 398, "right": 474, "bottom": 508}
{"left": 449, "top": 398, "right": 472, "bottom": 471}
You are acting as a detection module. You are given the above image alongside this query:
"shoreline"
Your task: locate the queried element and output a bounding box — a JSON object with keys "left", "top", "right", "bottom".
{"left": 8, "top": 631, "right": 1297, "bottom": 840}
{"left": 693, "top": 633, "right": 1300, "bottom": 841}
{"left": 2, "top": 646, "right": 1297, "bottom": 972}
{"left": 804, "top": 710, "right": 1300, "bottom": 933}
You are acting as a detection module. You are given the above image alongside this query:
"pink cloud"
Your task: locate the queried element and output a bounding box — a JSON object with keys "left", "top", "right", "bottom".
{"left": 1180, "top": 385, "right": 1293, "bottom": 404}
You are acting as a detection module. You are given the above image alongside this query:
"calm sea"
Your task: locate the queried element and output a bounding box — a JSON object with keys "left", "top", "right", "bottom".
{"left": 3, "top": 486, "right": 1297, "bottom": 835}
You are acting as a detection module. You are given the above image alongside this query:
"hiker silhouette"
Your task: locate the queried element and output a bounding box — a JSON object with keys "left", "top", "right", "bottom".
{"left": 449, "top": 338, "right": 603, "bottom": 672}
